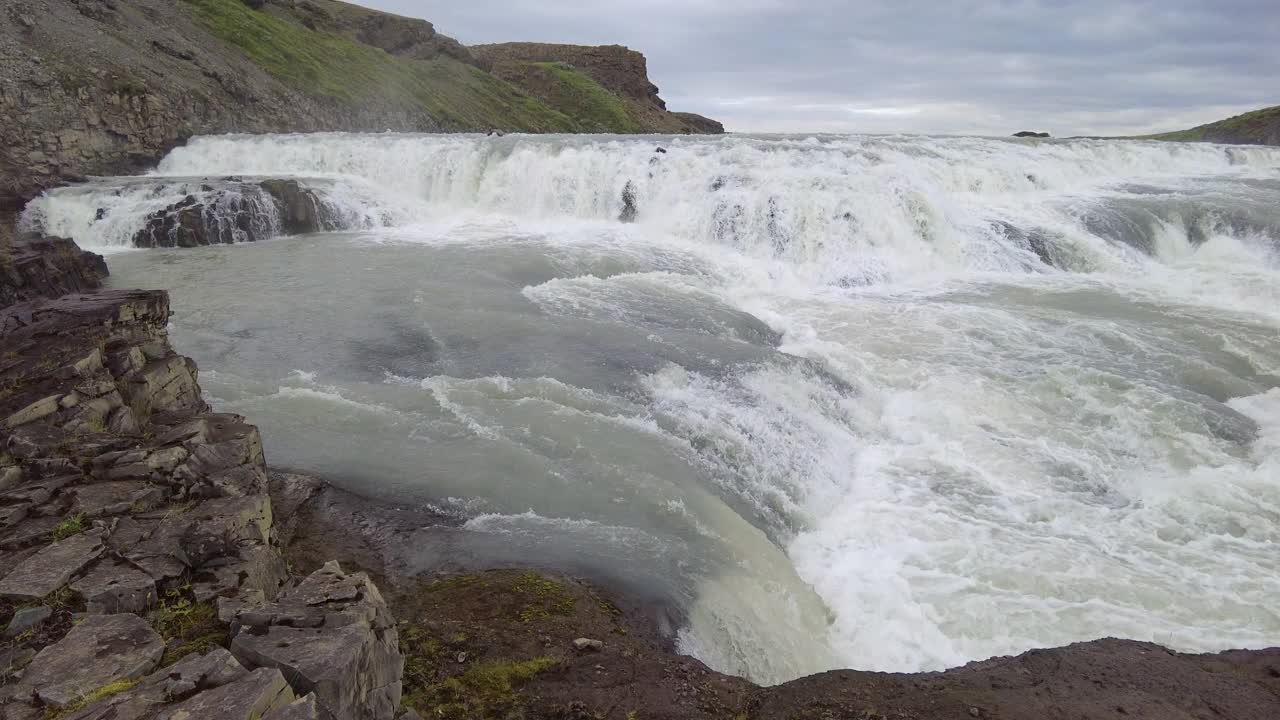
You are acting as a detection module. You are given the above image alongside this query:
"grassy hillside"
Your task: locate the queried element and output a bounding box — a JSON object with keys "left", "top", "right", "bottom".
{"left": 180, "top": 0, "right": 578, "bottom": 132}
{"left": 1145, "top": 105, "right": 1280, "bottom": 145}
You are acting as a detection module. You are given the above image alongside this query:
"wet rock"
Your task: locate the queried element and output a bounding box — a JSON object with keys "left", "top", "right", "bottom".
{"left": 1012, "top": 131, "right": 1050, "bottom": 138}
{"left": 22, "top": 613, "right": 164, "bottom": 708}
{"left": 259, "top": 180, "right": 338, "bottom": 236}
{"left": 154, "top": 667, "right": 295, "bottom": 720}
{"left": 0, "top": 235, "right": 107, "bottom": 307}
{"left": 229, "top": 562, "right": 403, "bottom": 720}
{"left": 4, "top": 605, "right": 50, "bottom": 637}
{"left": 619, "top": 180, "right": 638, "bottom": 223}
{"left": 0, "top": 529, "right": 105, "bottom": 600}
{"left": 70, "top": 561, "right": 156, "bottom": 614}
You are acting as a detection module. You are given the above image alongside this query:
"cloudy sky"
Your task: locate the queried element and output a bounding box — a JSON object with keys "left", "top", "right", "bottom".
{"left": 355, "top": 0, "right": 1277, "bottom": 136}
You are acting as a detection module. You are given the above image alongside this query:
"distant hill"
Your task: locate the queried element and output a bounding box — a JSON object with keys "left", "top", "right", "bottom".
{"left": 1145, "top": 106, "right": 1280, "bottom": 145}
{"left": 0, "top": 0, "right": 722, "bottom": 211}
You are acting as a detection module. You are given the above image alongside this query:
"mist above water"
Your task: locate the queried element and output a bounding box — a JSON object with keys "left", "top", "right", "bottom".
{"left": 38, "top": 132, "right": 1280, "bottom": 684}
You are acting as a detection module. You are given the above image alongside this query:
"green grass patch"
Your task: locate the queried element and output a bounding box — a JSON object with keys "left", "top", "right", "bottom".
{"left": 150, "top": 588, "right": 224, "bottom": 666}
{"left": 530, "top": 62, "right": 642, "bottom": 133}
{"left": 178, "top": 0, "right": 579, "bottom": 132}
{"left": 44, "top": 677, "right": 140, "bottom": 720}
{"left": 51, "top": 514, "right": 85, "bottom": 541}
{"left": 402, "top": 655, "right": 558, "bottom": 720}
{"left": 1144, "top": 105, "right": 1280, "bottom": 143}
{"left": 512, "top": 572, "right": 576, "bottom": 622}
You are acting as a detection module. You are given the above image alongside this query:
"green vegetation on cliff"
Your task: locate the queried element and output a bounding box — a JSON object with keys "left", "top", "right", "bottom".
{"left": 524, "top": 62, "right": 643, "bottom": 132}
{"left": 180, "top": 0, "right": 578, "bottom": 132}
{"left": 1145, "top": 105, "right": 1280, "bottom": 145}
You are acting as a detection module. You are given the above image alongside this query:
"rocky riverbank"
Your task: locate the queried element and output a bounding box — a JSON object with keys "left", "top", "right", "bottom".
{"left": 1, "top": 232, "right": 1278, "bottom": 719}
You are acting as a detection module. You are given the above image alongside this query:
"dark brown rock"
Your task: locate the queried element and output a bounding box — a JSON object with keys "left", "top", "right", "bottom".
{"left": 0, "top": 235, "right": 107, "bottom": 307}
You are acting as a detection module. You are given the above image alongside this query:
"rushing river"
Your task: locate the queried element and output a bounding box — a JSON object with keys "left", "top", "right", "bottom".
{"left": 22, "top": 133, "right": 1280, "bottom": 684}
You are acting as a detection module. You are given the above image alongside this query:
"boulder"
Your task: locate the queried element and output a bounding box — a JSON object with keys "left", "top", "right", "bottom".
{"left": 0, "top": 529, "right": 106, "bottom": 600}
{"left": 21, "top": 613, "right": 164, "bottom": 708}
{"left": 258, "top": 180, "right": 338, "bottom": 236}
{"left": 573, "top": 637, "right": 604, "bottom": 652}
{"left": 229, "top": 562, "right": 403, "bottom": 720}
{"left": 1012, "top": 130, "right": 1051, "bottom": 138}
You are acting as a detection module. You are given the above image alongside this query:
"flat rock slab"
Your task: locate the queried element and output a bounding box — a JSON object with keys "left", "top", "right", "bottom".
{"left": 0, "top": 530, "right": 105, "bottom": 600}
{"left": 69, "top": 481, "right": 167, "bottom": 518}
{"left": 154, "top": 667, "right": 295, "bottom": 720}
{"left": 70, "top": 561, "right": 157, "bottom": 614}
{"left": 22, "top": 613, "right": 164, "bottom": 708}
{"left": 61, "top": 647, "right": 248, "bottom": 720}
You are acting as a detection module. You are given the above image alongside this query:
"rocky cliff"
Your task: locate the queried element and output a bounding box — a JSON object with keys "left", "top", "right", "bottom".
{"left": 473, "top": 43, "right": 725, "bottom": 135}
{"left": 1147, "top": 105, "right": 1280, "bottom": 145}
{"left": 0, "top": 0, "right": 722, "bottom": 212}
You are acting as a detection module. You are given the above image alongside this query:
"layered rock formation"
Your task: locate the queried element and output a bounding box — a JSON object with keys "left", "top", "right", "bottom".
{"left": 0, "top": 236, "right": 403, "bottom": 718}
{"left": 0, "top": 0, "right": 723, "bottom": 211}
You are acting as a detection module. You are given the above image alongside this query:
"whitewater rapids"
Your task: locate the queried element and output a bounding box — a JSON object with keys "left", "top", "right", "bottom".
{"left": 23, "top": 133, "right": 1280, "bottom": 684}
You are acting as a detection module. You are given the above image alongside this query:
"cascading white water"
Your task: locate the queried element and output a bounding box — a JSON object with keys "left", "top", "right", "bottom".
{"left": 70, "top": 132, "right": 1280, "bottom": 683}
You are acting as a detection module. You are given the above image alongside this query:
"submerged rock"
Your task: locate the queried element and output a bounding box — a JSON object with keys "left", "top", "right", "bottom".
{"left": 619, "top": 181, "right": 638, "bottom": 223}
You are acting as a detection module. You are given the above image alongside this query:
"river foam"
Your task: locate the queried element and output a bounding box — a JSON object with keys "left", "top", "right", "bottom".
{"left": 74, "top": 132, "right": 1280, "bottom": 683}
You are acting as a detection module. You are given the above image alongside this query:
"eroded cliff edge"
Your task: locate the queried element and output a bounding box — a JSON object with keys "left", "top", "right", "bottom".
{"left": 0, "top": 0, "right": 722, "bottom": 211}
{"left": 2, "top": 233, "right": 1279, "bottom": 719}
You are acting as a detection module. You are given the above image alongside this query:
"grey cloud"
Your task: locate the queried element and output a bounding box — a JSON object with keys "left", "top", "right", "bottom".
{"left": 357, "top": 0, "right": 1279, "bottom": 136}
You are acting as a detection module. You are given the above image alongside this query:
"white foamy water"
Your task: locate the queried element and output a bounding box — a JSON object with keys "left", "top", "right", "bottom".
{"left": 47, "top": 132, "right": 1280, "bottom": 683}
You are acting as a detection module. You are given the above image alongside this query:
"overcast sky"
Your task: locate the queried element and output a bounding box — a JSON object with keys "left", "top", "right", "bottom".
{"left": 354, "top": 0, "right": 1277, "bottom": 136}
